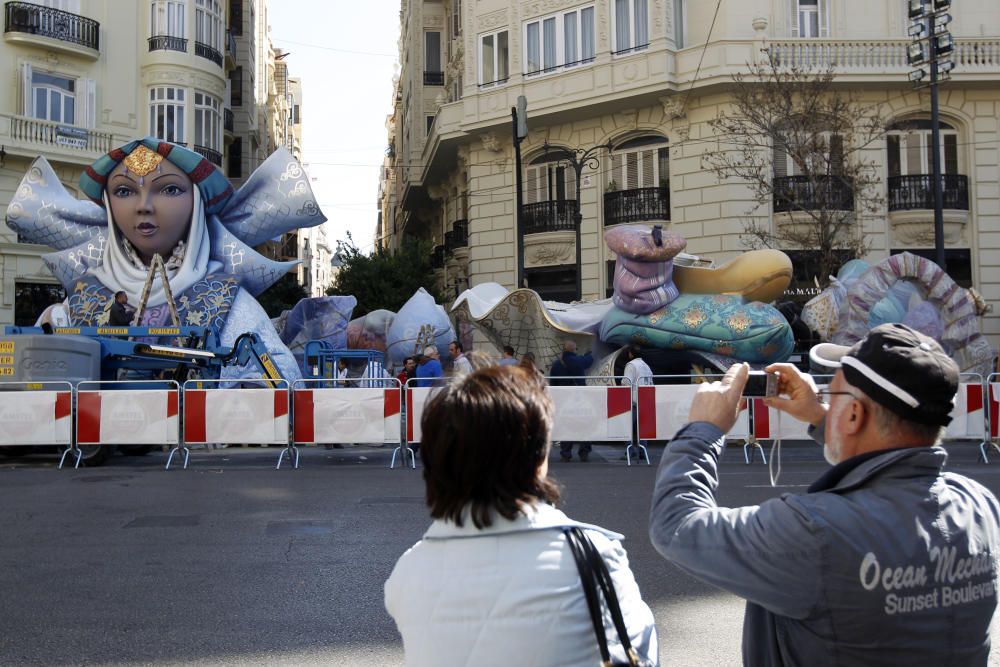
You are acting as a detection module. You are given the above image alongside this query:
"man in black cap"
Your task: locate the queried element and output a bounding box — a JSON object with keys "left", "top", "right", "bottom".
{"left": 649, "top": 323, "right": 1000, "bottom": 666}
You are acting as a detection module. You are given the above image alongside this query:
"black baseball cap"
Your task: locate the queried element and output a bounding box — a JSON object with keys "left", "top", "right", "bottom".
{"left": 809, "top": 323, "right": 959, "bottom": 427}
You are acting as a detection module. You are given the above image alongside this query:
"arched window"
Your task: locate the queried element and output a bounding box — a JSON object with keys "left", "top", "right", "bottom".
{"left": 886, "top": 119, "right": 959, "bottom": 176}
{"left": 526, "top": 148, "right": 577, "bottom": 203}
{"left": 609, "top": 135, "right": 669, "bottom": 190}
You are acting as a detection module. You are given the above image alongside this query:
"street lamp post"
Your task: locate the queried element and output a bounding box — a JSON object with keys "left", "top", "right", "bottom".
{"left": 907, "top": 0, "right": 954, "bottom": 271}
{"left": 543, "top": 141, "right": 613, "bottom": 301}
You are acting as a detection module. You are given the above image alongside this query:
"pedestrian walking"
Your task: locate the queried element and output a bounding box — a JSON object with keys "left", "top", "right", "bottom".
{"left": 549, "top": 340, "right": 594, "bottom": 462}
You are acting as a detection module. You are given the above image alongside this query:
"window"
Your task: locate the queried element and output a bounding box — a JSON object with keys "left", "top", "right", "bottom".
{"left": 195, "top": 0, "right": 223, "bottom": 50}
{"left": 886, "top": 119, "right": 958, "bottom": 176}
{"left": 792, "top": 0, "right": 828, "bottom": 38}
{"left": 613, "top": 0, "right": 648, "bottom": 55}
{"left": 609, "top": 136, "right": 670, "bottom": 189}
{"left": 149, "top": 86, "right": 186, "bottom": 144}
{"left": 479, "top": 29, "right": 509, "bottom": 86}
{"left": 526, "top": 150, "right": 577, "bottom": 203}
{"left": 525, "top": 266, "right": 578, "bottom": 302}
{"left": 15, "top": 282, "right": 67, "bottom": 327}
{"left": 229, "top": 0, "right": 242, "bottom": 35}
{"left": 773, "top": 133, "right": 844, "bottom": 177}
{"left": 292, "top": 104, "right": 300, "bottom": 124}
{"left": 32, "top": 71, "right": 75, "bottom": 124}
{"left": 425, "top": 31, "right": 441, "bottom": 73}
{"left": 229, "top": 66, "right": 242, "bottom": 106}
{"left": 524, "top": 5, "right": 595, "bottom": 76}
{"left": 426, "top": 115, "right": 435, "bottom": 136}
{"left": 194, "top": 91, "right": 221, "bottom": 151}
{"left": 150, "top": 0, "right": 185, "bottom": 37}
{"left": 228, "top": 137, "right": 242, "bottom": 177}
{"left": 452, "top": 0, "right": 461, "bottom": 38}
{"left": 674, "top": 0, "right": 686, "bottom": 48}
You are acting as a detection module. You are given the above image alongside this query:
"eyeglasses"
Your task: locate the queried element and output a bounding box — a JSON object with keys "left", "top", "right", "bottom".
{"left": 815, "top": 390, "right": 859, "bottom": 405}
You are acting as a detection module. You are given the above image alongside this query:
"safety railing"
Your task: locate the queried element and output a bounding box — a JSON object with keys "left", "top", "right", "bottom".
{"left": 0, "top": 380, "right": 74, "bottom": 467}
{"left": 1, "top": 372, "right": 992, "bottom": 470}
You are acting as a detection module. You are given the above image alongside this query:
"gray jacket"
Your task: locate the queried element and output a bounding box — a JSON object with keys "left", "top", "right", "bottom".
{"left": 650, "top": 421, "right": 1000, "bottom": 666}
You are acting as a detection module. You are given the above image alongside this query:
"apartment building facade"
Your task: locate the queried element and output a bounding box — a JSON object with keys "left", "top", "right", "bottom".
{"left": 381, "top": 0, "right": 1000, "bottom": 339}
{"left": 0, "top": 0, "right": 312, "bottom": 325}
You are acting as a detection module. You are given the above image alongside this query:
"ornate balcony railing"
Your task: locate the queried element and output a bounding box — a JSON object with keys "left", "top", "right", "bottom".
{"left": 423, "top": 71, "right": 444, "bottom": 85}
{"left": 523, "top": 200, "right": 578, "bottom": 235}
{"left": 603, "top": 187, "right": 670, "bottom": 226}
{"left": 767, "top": 38, "right": 1000, "bottom": 72}
{"left": 450, "top": 219, "right": 468, "bottom": 249}
{"left": 4, "top": 1, "right": 100, "bottom": 51}
{"left": 773, "top": 175, "right": 854, "bottom": 213}
{"left": 195, "top": 40, "right": 223, "bottom": 67}
{"left": 887, "top": 174, "right": 969, "bottom": 212}
{"left": 6, "top": 114, "right": 115, "bottom": 154}
{"left": 148, "top": 34, "right": 186, "bottom": 53}
{"left": 224, "top": 108, "right": 234, "bottom": 132}
{"left": 194, "top": 144, "right": 222, "bottom": 166}
{"left": 431, "top": 244, "right": 445, "bottom": 269}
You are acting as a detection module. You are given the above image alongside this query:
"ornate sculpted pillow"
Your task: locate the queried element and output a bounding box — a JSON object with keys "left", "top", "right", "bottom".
{"left": 599, "top": 294, "right": 794, "bottom": 364}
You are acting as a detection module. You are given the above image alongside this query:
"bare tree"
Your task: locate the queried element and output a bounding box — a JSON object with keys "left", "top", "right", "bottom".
{"left": 702, "top": 57, "right": 886, "bottom": 288}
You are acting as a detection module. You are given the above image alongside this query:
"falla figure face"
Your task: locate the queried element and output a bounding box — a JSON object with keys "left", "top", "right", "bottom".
{"left": 107, "top": 157, "right": 194, "bottom": 265}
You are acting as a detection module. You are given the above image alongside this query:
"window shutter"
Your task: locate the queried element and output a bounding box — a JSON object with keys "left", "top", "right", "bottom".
{"left": 789, "top": 0, "right": 799, "bottom": 37}
{"left": 944, "top": 134, "right": 958, "bottom": 175}
{"left": 626, "top": 151, "right": 639, "bottom": 188}
{"left": 818, "top": 0, "right": 829, "bottom": 37}
{"left": 610, "top": 153, "right": 622, "bottom": 187}
{"left": 83, "top": 78, "right": 97, "bottom": 129}
{"left": 829, "top": 134, "right": 843, "bottom": 175}
{"left": 21, "top": 62, "right": 33, "bottom": 116}
{"left": 773, "top": 141, "right": 788, "bottom": 178}
{"left": 657, "top": 147, "right": 670, "bottom": 184}
{"left": 640, "top": 149, "right": 655, "bottom": 187}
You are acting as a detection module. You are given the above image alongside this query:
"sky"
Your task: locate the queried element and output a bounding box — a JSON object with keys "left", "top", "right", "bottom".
{"left": 268, "top": 0, "right": 401, "bottom": 255}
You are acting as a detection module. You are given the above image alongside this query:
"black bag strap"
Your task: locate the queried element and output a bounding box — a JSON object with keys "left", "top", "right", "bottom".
{"left": 564, "top": 527, "right": 612, "bottom": 664}
{"left": 564, "top": 527, "right": 642, "bottom": 667}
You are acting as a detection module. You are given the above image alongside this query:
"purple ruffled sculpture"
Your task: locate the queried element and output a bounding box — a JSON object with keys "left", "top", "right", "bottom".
{"left": 605, "top": 225, "right": 687, "bottom": 315}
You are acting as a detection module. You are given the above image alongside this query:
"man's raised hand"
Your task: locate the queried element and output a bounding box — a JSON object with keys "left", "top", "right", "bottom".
{"left": 688, "top": 363, "right": 749, "bottom": 433}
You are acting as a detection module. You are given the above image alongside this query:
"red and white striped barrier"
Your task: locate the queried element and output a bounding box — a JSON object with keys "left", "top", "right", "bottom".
{"left": 946, "top": 381, "right": 986, "bottom": 440}
{"left": 405, "top": 386, "right": 437, "bottom": 445}
{"left": 636, "top": 384, "right": 750, "bottom": 441}
{"left": 293, "top": 386, "right": 402, "bottom": 445}
{"left": 0, "top": 382, "right": 72, "bottom": 446}
{"left": 548, "top": 386, "right": 633, "bottom": 442}
{"left": 750, "top": 398, "right": 813, "bottom": 441}
{"left": 184, "top": 384, "right": 289, "bottom": 445}
{"left": 77, "top": 383, "right": 180, "bottom": 445}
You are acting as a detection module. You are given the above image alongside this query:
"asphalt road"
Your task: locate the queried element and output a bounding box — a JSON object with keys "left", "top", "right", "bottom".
{"left": 1, "top": 441, "right": 999, "bottom": 666}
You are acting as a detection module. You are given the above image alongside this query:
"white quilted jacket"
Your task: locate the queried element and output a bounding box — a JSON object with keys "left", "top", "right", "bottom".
{"left": 384, "top": 502, "right": 659, "bottom": 666}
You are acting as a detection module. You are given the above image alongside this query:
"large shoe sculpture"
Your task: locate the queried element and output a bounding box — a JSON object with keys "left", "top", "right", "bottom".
{"left": 599, "top": 225, "right": 794, "bottom": 364}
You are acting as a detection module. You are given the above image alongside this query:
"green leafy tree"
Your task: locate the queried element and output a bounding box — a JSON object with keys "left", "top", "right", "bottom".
{"left": 326, "top": 233, "right": 444, "bottom": 316}
{"left": 256, "top": 272, "right": 309, "bottom": 318}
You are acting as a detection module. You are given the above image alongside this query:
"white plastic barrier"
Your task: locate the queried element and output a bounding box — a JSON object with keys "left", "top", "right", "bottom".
{"left": 293, "top": 379, "right": 402, "bottom": 445}
{"left": 548, "top": 385, "right": 633, "bottom": 442}
{"left": 405, "top": 386, "right": 436, "bottom": 445}
{"left": 636, "top": 383, "right": 750, "bottom": 441}
{"left": 942, "top": 376, "right": 985, "bottom": 442}
{"left": 77, "top": 381, "right": 180, "bottom": 446}
{"left": 0, "top": 382, "right": 73, "bottom": 447}
{"left": 183, "top": 381, "right": 289, "bottom": 445}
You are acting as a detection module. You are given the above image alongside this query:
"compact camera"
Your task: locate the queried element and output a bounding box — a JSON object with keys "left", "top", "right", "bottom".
{"left": 743, "top": 371, "right": 778, "bottom": 398}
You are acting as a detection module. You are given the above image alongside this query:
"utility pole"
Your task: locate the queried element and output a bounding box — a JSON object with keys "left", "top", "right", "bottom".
{"left": 513, "top": 96, "right": 528, "bottom": 290}
{"left": 907, "top": 0, "right": 954, "bottom": 271}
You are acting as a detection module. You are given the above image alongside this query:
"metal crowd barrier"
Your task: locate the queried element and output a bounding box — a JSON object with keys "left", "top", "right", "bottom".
{"left": 0, "top": 380, "right": 75, "bottom": 468}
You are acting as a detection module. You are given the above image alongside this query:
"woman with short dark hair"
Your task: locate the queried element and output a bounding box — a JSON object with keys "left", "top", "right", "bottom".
{"left": 384, "top": 365, "right": 659, "bottom": 666}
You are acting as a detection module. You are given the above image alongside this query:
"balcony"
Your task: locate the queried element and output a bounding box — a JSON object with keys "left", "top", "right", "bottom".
{"left": 523, "top": 200, "right": 578, "bottom": 235}
{"left": 423, "top": 71, "right": 444, "bottom": 86}
{"left": 224, "top": 108, "right": 234, "bottom": 133}
{"left": 773, "top": 175, "right": 854, "bottom": 213}
{"left": 2, "top": 113, "right": 120, "bottom": 162}
{"left": 194, "top": 144, "right": 222, "bottom": 167}
{"left": 766, "top": 38, "right": 1000, "bottom": 73}
{"left": 887, "top": 174, "right": 969, "bottom": 212}
{"left": 4, "top": 1, "right": 99, "bottom": 57}
{"left": 604, "top": 187, "right": 670, "bottom": 226}
{"left": 195, "top": 40, "right": 223, "bottom": 67}
{"left": 148, "top": 34, "right": 186, "bottom": 53}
